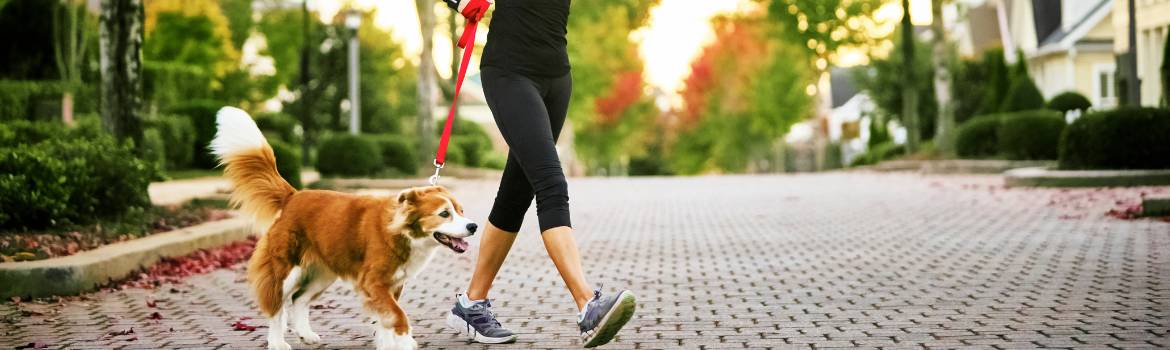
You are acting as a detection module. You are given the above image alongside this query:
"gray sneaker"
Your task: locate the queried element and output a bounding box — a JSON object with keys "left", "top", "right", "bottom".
{"left": 446, "top": 295, "right": 518, "bottom": 344}
{"left": 578, "top": 288, "right": 637, "bottom": 348}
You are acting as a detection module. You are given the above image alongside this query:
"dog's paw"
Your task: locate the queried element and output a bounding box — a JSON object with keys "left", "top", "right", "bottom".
{"left": 375, "top": 329, "right": 417, "bottom": 350}
{"left": 297, "top": 330, "right": 321, "bottom": 345}
{"left": 267, "top": 340, "right": 292, "bottom": 350}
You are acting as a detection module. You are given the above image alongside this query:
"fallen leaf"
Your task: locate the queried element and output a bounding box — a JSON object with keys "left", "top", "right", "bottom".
{"left": 231, "top": 320, "right": 258, "bottom": 331}
{"left": 148, "top": 312, "right": 163, "bottom": 320}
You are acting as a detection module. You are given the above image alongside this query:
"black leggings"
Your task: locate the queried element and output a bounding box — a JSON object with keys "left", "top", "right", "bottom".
{"left": 482, "top": 66, "right": 573, "bottom": 233}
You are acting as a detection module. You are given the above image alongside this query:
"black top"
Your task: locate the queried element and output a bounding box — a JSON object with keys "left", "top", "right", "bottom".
{"left": 480, "top": 0, "right": 571, "bottom": 77}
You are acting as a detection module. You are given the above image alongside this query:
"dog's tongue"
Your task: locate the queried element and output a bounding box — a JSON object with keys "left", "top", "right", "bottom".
{"left": 451, "top": 237, "right": 469, "bottom": 253}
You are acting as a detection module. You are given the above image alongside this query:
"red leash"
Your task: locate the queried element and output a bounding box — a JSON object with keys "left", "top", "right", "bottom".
{"left": 430, "top": 19, "right": 479, "bottom": 185}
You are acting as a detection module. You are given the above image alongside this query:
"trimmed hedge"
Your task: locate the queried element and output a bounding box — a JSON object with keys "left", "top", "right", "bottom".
{"left": 269, "top": 140, "right": 303, "bottom": 189}
{"left": 999, "top": 77, "right": 1045, "bottom": 112}
{"left": 147, "top": 114, "right": 196, "bottom": 169}
{"left": 436, "top": 119, "right": 494, "bottom": 167}
{"left": 997, "top": 110, "right": 1065, "bottom": 160}
{"left": 316, "top": 134, "right": 383, "bottom": 177}
{"left": 255, "top": 112, "right": 301, "bottom": 145}
{"left": 1059, "top": 107, "right": 1170, "bottom": 170}
{"left": 1047, "top": 91, "right": 1092, "bottom": 114}
{"left": 166, "top": 100, "right": 223, "bottom": 169}
{"left": 849, "top": 142, "right": 906, "bottom": 167}
{"left": 0, "top": 123, "right": 154, "bottom": 230}
{"left": 369, "top": 136, "right": 418, "bottom": 175}
{"left": 955, "top": 116, "right": 1001, "bottom": 158}
{"left": 0, "top": 80, "right": 97, "bottom": 122}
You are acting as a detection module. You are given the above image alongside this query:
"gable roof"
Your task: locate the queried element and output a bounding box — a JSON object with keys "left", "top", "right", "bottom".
{"left": 1035, "top": 0, "right": 1112, "bottom": 55}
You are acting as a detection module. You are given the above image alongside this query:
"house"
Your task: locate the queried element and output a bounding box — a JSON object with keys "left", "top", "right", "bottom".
{"left": 1112, "top": 0, "right": 1169, "bottom": 106}
{"left": 1000, "top": 0, "right": 1119, "bottom": 108}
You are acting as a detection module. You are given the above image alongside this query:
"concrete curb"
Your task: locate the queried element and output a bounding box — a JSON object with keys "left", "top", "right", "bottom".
{"left": 1142, "top": 196, "right": 1170, "bottom": 217}
{"left": 869, "top": 160, "right": 1055, "bottom": 174}
{"left": 0, "top": 218, "right": 252, "bottom": 299}
{"left": 1004, "top": 167, "right": 1170, "bottom": 188}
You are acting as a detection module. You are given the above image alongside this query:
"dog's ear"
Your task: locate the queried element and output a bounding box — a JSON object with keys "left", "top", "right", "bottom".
{"left": 397, "top": 188, "right": 418, "bottom": 205}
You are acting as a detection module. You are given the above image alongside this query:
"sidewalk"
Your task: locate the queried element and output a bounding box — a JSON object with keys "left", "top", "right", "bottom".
{"left": 3, "top": 173, "right": 1167, "bottom": 349}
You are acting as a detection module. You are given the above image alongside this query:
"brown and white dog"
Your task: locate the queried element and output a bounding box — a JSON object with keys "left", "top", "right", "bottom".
{"left": 210, "top": 107, "right": 476, "bottom": 350}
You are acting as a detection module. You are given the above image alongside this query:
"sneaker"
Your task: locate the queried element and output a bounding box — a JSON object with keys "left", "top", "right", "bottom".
{"left": 446, "top": 295, "right": 518, "bottom": 344}
{"left": 577, "top": 288, "right": 637, "bottom": 348}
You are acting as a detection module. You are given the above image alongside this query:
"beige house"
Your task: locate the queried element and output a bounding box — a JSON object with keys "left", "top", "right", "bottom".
{"left": 1113, "top": 0, "right": 1169, "bottom": 106}
{"left": 1000, "top": 0, "right": 1119, "bottom": 108}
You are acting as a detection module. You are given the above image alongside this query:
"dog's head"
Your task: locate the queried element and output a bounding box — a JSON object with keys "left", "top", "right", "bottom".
{"left": 394, "top": 186, "right": 476, "bottom": 253}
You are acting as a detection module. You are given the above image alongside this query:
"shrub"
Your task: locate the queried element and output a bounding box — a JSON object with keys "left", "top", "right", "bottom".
{"left": 999, "top": 76, "right": 1046, "bottom": 112}
{"left": 997, "top": 110, "right": 1065, "bottom": 160}
{"left": 369, "top": 136, "right": 418, "bottom": 175}
{"left": 316, "top": 134, "right": 382, "bottom": 177}
{"left": 436, "top": 119, "right": 494, "bottom": 167}
{"left": 147, "top": 114, "right": 196, "bottom": 169}
{"left": 481, "top": 152, "right": 508, "bottom": 170}
{"left": 166, "top": 100, "right": 223, "bottom": 169}
{"left": 141, "top": 128, "right": 167, "bottom": 174}
{"left": 955, "top": 116, "right": 1001, "bottom": 158}
{"left": 1046, "top": 91, "right": 1092, "bottom": 114}
{"left": 0, "top": 80, "right": 96, "bottom": 122}
{"left": 269, "top": 140, "right": 303, "bottom": 189}
{"left": 1059, "top": 108, "right": 1170, "bottom": 170}
{"left": 0, "top": 134, "right": 154, "bottom": 230}
{"left": 255, "top": 112, "right": 301, "bottom": 145}
{"left": 849, "top": 142, "right": 906, "bottom": 167}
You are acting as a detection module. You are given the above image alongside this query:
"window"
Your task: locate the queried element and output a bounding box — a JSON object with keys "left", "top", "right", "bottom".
{"left": 1093, "top": 64, "right": 1116, "bottom": 108}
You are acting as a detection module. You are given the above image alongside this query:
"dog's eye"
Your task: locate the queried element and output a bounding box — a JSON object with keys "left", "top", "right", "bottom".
{"left": 438, "top": 210, "right": 450, "bottom": 218}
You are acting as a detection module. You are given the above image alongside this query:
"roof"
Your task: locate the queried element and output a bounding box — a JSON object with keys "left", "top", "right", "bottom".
{"left": 1035, "top": 0, "right": 1112, "bottom": 55}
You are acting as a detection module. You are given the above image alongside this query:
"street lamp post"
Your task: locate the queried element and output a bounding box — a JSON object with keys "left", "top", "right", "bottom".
{"left": 346, "top": 10, "right": 361, "bottom": 135}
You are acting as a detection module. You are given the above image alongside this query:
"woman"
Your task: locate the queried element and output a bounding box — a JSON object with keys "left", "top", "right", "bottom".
{"left": 440, "top": 0, "right": 637, "bottom": 347}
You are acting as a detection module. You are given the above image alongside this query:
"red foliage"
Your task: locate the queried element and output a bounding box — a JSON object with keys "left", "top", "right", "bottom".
{"left": 231, "top": 319, "right": 259, "bottom": 331}
{"left": 594, "top": 71, "right": 645, "bottom": 125}
{"left": 116, "top": 237, "right": 257, "bottom": 289}
{"left": 677, "top": 16, "right": 769, "bottom": 129}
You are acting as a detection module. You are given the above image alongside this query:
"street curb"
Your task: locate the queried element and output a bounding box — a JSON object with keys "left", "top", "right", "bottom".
{"left": 1143, "top": 196, "right": 1170, "bottom": 217}
{"left": 1004, "top": 167, "right": 1170, "bottom": 188}
{"left": 869, "top": 160, "right": 1055, "bottom": 174}
{"left": 0, "top": 218, "right": 252, "bottom": 299}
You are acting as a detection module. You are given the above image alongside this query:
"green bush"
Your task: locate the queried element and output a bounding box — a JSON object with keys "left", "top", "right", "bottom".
{"left": 316, "top": 134, "right": 383, "bottom": 177}
{"left": 0, "top": 80, "right": 97, "bottom": 122}
{"left": 999, "top": 76, "right": 1045, "bottom": 113}
{"left": 955, "top": 116, "right": 1001, "bottom": 158}
{"left": 849, "top": 142, "right": 906, "bottom": 167}
{"left": 269, "top": 140, "right": 303, "bottom": 189}
{"left": 436, "top": 119, "right": 494, "bottom": 167}
{"left": 1047, "top": 91, "right": 1092, "bottom": 114}
{"left": 481, "top": 152, "right": 508, "bottom": 170}
{"left": 143, "top": 61, "right": 213, "bottom": 111}
{"left": 147, "top": 114, "right": 196, "bottom": 169}
{"left": 255, "top": 112, "right": 301, "bottom": 145}
{"left": 166, "top": 100, "right": 223, "bottom": 169}
{"left": 997, "top": 110, "right": 1065, "bottom": 160}
{"left": 1059, "top": 107, "right": 1170, "bottom": 170}
{"left": 141, "top": 128, "right": 167, "bottom": 173}
{"left": 369, "top": 136, "right": 418, "bottom": 175}
{"left": 0, "top": 133, "right": 154, "bottom": 230}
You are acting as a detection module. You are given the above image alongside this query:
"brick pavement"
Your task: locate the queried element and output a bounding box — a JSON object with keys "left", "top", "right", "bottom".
{"left": 2, "top": 173, "right": 1168, "bottom": 349}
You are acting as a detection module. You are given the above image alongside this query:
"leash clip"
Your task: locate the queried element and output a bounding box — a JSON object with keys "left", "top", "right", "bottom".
{"left": 428, "top": 160, "right": 445, "bottom": 186}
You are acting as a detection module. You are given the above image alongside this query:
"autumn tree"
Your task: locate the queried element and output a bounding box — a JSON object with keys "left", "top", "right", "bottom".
{"left": 672, "top": 14, "right": 814, "bottom": 174}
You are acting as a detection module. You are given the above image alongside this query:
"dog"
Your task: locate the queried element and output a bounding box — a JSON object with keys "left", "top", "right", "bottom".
{"left": 210, "top": 107, "right": 476, "bottom": 350}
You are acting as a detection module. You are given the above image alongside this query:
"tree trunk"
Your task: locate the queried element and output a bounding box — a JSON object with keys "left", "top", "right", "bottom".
{"left": 900, "top": 0, "right": 919, "bottom": 152}
{"left": 931, "top": 0, "right": 954, "bottom": 155}
{"left": 416, "top": 0, "right": 438, "bottom": 169}
{"left": 99, "top": 0, "right": 144, "bottom": 147}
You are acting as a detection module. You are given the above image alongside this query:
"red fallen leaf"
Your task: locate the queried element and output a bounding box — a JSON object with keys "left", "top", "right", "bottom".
{"left": 148, "top": 312, "right": 163, "bottom": 320}
{"left": 10, "top": 296, "right": 21, "bottom": 305}
{"left": 231, "top": 320, "right": 258, "bottom": 331}
{"left": 146, "top": 297, "right": 157, "bottom": 308}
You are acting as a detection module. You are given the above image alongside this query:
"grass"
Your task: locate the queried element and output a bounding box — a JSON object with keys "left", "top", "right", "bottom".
{"left": 164, "top": 168, "right": 223, "bottom": 180}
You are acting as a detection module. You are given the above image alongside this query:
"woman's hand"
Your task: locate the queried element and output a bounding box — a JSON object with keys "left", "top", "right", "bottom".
{"left": 452, "top": 0, "right": 492, "bottom": 22}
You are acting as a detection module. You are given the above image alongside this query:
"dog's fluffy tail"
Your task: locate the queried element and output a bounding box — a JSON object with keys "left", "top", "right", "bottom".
{"left": 210, "top": 107, "right": 296, "bottom": 231}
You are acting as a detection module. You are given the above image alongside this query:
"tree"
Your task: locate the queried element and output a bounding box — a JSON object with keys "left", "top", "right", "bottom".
{"left": 1162, "top": 32, "right": 1169, "bottom": 106}
{"left": 899, "top": 0, "right": 920, "bottom": 151}
{"left": 53, "top": 0, "right": 93, "bottom": 125}
{"left": 566, "top": 0, "right": 660, "bottom": 174}
{"left": 218, "top": 0, "right": 253, "bottom": 51}
{"left": 672, "top": 14, "right": 814, "bottom": 174}
{"left": 931, "top": 0, "right": 955, "bottom": 154}
{"left": 415, "top": 0, "right": 438, "bottom": 167}
{"left": 976, "top": 48, "right": 1010, "bottom": 115}
{"left": 854, "top": 28, "right": 937, "bottom": 142}
{"left": 99, "top": 0, "right": 145, "bottom": 146}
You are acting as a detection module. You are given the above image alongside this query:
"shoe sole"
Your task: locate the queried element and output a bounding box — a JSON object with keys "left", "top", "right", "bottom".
{"left": 582, "top": 291, "right": 637, "bottom": 348}
{"left": 445, "top": 312, "right": 518, "bottom": 344}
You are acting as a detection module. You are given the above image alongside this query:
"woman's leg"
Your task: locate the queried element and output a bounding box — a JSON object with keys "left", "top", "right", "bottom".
{"left": 465, "top": 222, "right": 517, "bottom": 301}
{"left": 542, "top": 226, "right": 593, "bottom": 310}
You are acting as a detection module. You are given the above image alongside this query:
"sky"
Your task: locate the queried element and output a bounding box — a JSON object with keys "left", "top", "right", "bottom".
{"left": 310, "top": 0, "right": 936, "bottom": 94}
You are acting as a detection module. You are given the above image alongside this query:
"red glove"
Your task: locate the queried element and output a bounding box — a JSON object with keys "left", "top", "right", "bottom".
{"left": 458, "top": 0, "right": 492, "bottom": 22}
